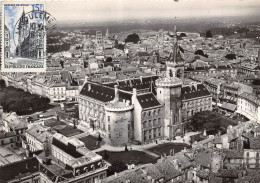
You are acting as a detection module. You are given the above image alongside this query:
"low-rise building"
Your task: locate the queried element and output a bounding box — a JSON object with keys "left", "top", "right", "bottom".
{"left": 23, "top": 124, "right": 54, "bottom": 152}
{"left": 48, "top": 133, "right": 108, "bottom": 182}
{"left": 237, "top": 92, "right": 260, "bottom": 122}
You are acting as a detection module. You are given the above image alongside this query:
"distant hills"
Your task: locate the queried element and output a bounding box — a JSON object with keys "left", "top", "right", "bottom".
{"left": 55, "top": 16, "right": 260, "bottom": 38}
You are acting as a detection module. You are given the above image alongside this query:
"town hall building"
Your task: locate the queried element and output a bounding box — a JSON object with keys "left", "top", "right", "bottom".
{"left": 78, "top": 26, "right": 212, "bottom": 146}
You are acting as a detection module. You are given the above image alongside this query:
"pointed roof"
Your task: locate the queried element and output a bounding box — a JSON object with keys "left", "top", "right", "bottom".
{"left": 4, "top": 24, "right": 9, "bottom": 31}
{"left": 167, "top": 25, "right": 185, "bottom": 64}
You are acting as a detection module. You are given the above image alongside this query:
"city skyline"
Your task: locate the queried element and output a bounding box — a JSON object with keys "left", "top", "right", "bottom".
{"left": 46, "top": 0, "right": 260, "bottom": 23}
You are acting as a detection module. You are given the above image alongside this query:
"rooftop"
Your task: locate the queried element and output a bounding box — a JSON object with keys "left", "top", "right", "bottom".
{"left": 0, "top": 157, "right": 39, "bottom": 182}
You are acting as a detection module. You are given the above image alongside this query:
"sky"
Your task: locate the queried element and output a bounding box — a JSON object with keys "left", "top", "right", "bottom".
{"left": 4, "top": 3, "right": 44, "bottom": 53}
{"left": 45, "top": 0, "right": 260, "bottom": 23}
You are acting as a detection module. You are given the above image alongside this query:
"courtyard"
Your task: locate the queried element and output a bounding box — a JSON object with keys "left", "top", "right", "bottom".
{"left": 97, "top": 150, "right": 158, "bottom": 165}
{"left": 147, "top": 142, "right": 190, "bottom": 156}
{"left": 79, "top": 135, "right": 101, "bottom": 150}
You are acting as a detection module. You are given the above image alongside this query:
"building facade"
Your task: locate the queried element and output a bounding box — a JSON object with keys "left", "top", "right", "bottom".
{"left": 4, "top": 25, "right": 11, "bottom": 59}
{"left": 17, "top": 10, "right": 44, "bottom": 59}
{"left": 237, "top": 92, "right": 260, "bottom": 122}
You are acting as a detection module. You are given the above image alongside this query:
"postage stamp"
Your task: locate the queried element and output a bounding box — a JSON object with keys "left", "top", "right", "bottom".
{"left": 1, "top": 1, "right": 51, "bottom": 72}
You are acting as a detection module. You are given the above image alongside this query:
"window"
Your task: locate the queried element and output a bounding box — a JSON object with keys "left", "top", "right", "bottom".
{"left": 143, "top": 121, "right": 147, "bottom": 128}
{"left": 108, "top": 125, "right": 110, "bottom": 131}
{"left": 153, "top": 119, "right": 157, "bottom": 126}
{"left": 108, "top": 116, "right": 110, "bottom": 122}
{"left": 149, "top": 120, "right": 152, "bottom": 127}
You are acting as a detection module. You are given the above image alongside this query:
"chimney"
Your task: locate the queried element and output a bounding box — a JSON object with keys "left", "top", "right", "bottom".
{"left": 133, "top": 88, "right": 137, "bottom": 98}
{"left": 140, "top": 76, "right": 143, "bottom": 83}
{"left": 88, "top": 84, "right": 91, "bottom": 91}
{"left": 114, "top": 85, "right": 119, "bottom": 102}
{"left": 126, "top": 100, "right": 130, "bottom": 106}
{"left": 194, "top": 83, "right": 197, "bottom": 90}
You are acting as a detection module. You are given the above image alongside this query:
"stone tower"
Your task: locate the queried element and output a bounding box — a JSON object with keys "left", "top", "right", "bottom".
{"left": 156, "top": 27, "right": 183, "bottom": 139}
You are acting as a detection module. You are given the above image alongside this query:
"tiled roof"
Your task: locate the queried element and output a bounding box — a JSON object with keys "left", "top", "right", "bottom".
{"left": 155, "top": 160, "right": 182, "bottom": 181}
{"left": 137, "top": 93, "right": 161, "bottom": 109}
{"left": 140, "top": 164, "right": 164, "bottom": 180}
{"left": 224, "top": 149, "right": 243, "bottom": 159}
{"left": 0, "top": 131, "right": 16, "bottom": 139}
{"left": 249, "top": 136, "right": 260, "bottom": 149}
{"left": 26, "top": 124, "right": 53, "bottom": 143}
{"left": 0, "top": 157, "right": 39, "bottom": 182}
{"left": 182, "top": 83, "right": 211, "bottom": 100}
{"left": 80, "top": 82, "right": 115, "bottom": 102}
{"left": 242, "top": 131, "right": 254, "bottom": 139}
{"left": 196, "top": 170, "right": 209, "bottom": 179}
{"left": 104, "top": 76, "right": 159, "bottom": 92}
{"left": 39, "top": 164, "right": 73, "bottom": 182}
{"left": 213, "top": 135, "right": 222, "bottom": 144}
{"left": 217, "top": 169, "right": 239, "bottom": 178}
{"left": 137, "top": 51, "right": 150, "bottom": 57}
{"left": 194, "top": 149, "right": 212, "bottom": 168}
{"left": 80, "top": 82, "right": 132, "bottom": 103}
{"left": 61, "top": 70, "right": 72, "bottom": 84}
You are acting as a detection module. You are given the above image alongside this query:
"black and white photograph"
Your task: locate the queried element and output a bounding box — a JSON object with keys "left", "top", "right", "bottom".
{"left": 0, "top": 0, "right": 260, "bottom": 182}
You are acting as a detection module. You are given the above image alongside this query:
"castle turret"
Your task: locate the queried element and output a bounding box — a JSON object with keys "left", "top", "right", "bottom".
{"left": 105, "top": 101, "right": 133, "bottom": 146}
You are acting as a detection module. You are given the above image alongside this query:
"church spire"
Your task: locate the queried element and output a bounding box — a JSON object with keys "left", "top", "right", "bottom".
{"left": 106, "top": 28, "right": 109, "bottom": 38}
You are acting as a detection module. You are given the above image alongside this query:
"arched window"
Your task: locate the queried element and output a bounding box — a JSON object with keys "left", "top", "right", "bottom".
{"left": 91, "top": 164, "right": 95, "bottom": 171}
{"left": 76, "top": 169, "right": 80, "bottom": 176}
{"left": 98, "top": 162, "right": 103, "bottom": 168}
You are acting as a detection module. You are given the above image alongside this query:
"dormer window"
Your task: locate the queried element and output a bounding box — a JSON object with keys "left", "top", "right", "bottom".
{"left": 91, "top": 164, "right": 95, "bottom": 171}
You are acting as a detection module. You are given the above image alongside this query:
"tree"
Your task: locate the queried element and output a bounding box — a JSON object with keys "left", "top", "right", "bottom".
{"left": 195, "top": 50, "right": 208, "bottom": 58}
{"left": 125, "top": 33, "right": 140, "bottom": 44}
{"left": 206, "top": 30, "right": 213, "bottom": 38}
{"left": 105, "top": 57, "right": 112, "bottom": 62}
{"left": 115, "top": 44, "right": 125, "bottom": 50}
{"left": 225, "top": 53, "right": 236, "bottom": 60}
{"left": 188, "top": 111, "right": 220, "bottom": 134}
{"left": 180, "top": 33, "right": 187, "bottom": 37}
{"left": 0, "top": 80, "right": 6, "bottom": 91}
{"left": 109, "top": 161, "right": 127, "bottom": 174}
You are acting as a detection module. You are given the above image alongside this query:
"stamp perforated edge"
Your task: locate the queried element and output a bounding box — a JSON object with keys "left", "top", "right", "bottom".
{"left": 1, "top": 1, "right": 47, "bottom": 73}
